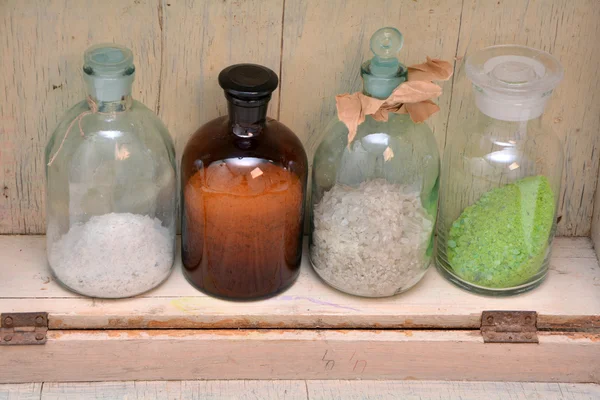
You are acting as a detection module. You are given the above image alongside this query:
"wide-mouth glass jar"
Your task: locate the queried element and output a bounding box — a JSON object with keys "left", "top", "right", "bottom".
{"left": 45, "top": 44, "right": 177, "bottom": 298}
{"left": 309, "top": 28, "right": 440, "bottom": 297}
{"left": 436, "top": 45, "right": 564, "bottom": 295}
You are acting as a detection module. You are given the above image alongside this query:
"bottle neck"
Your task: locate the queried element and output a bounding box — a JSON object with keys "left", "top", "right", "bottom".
{"left": 361, "top": 60, "right": 407, "bottom": 99}
{"left": 473, "top": 86, "right": 549, "bottom": 122}
{"left": 86, "top": 93, "right": 133, "bottom": 112}
{"left": 227, "top": 100, "right": 269, "bottom": 137}
{"left": 84, "top": 74, "right": 134, "bottom": 112}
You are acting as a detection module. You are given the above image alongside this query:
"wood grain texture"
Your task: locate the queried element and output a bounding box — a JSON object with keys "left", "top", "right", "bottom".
{"left": 30, "top": 380, "right": 600, "bottom": 399}
{"left": 448, "top": 0, "right": 600, "bottom": 236}
{"left": 40, "top": 381, "right": 306, "bottom": 400}
{"left": 592, "top": 172, "right": 600, "bottom": 260}
{"left": 157, "top": 0, "right": 284, "bottom": 163}
{"left": 0, "top": 384, "right": 41, "bottom": 400}
{"left": 1, "top": 330, "right": 599, "bottom": 383}
{"left": 0, "top": 0, "right": 162, "bottom": 234}
{"left": 279, "top": 0, "right": 462, "bottom": 160}
{"left": 0, "top": 236, "right": 599, "bottom": 330}
{"left": 1, "top": 1, "right": 599, "bottom": 235}
{"left": 307, "top": 381, "right": 600, "bottom": 400}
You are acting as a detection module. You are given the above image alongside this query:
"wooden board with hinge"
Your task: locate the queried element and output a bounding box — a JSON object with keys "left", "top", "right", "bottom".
{"left": 0, "top": 235, "right": 599, "bottom": 383}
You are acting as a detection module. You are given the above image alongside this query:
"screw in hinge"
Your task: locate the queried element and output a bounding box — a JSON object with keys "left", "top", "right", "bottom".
{"left": 4, "top": 316, "right": 13, "bottom": 327}
{"left": 487, "top": 315, "right": 494, "bottom": 323}
{"left": 35, "top": 333, "right": 45, "bottom": 341}
{"left": 3, "top": 335, "right": 12, "bottom": 342}
{"left": 525, "top": 315, "right": 532, "bottom": 323}
{"left": 35, "top": 316, "right": 45, "bottom": 326}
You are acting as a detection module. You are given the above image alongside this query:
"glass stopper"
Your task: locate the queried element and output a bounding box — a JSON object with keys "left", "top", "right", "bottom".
{"left": 369, "top": 27, "right": 403, "bottom": 77}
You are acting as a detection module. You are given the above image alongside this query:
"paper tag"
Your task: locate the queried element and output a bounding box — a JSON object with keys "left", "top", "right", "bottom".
{"left": 250, "top": 167, "right": 263, "bottom": 179}
{"left": 383, "top": 146, "right": 394, "bottom": 162}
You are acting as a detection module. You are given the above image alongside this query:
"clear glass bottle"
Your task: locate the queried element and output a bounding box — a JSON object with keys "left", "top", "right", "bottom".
{"left": 309, "top": 28, "right": 440, "bottom": 297}
{"left": 436, "top": 45, "right": 564, "bottom": 295}
{"left": 181, "top": 64, "right": 308, "bottom": 300}
{"left": 45, "top": 44, "right": 177, "bottom": 298}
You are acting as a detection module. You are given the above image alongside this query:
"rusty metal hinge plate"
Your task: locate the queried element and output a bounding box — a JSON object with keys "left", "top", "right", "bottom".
{"left": 0, "top": 312, "right": 48, "bottom": 345}
{"left": 481, "top": 311, "right": 538, "bottom": 343}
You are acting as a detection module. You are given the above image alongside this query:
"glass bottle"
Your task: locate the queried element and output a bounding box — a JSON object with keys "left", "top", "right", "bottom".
{"left": 45, "top": 44, "right": 177, "bottom": 298}
{"left": 181, "top": 64, "right": 308, "bottom": 300}
{"left": 436, "top": 45, "right": 564, "bottom": 295}
{"left": 309, "top": 28, "right": 440, "bottom": 297}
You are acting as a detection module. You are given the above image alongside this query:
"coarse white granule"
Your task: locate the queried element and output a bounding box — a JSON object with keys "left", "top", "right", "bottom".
{"left": 48, "top": 213, "right": 174, "bottom": 298}
{"left": 310, "top": 179, "right": 434, "bottom": 297}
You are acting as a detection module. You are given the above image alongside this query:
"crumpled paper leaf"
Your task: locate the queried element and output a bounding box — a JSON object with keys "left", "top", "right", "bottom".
{"left": 404, "top": 100, "right": 440, "bottom": 123}
{"left": 336, "top": 93, "right": 385, "bottom": 143}
{"left": 407, "top": 57, "right": 454, "bottom": 82}
{"left": 386, "top": 80, "right": 444, "bottom": 104}
{"left": 336, "top": 56, "right": 453, "bottom": 143}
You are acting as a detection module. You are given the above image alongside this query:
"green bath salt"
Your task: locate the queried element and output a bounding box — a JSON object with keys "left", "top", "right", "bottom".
{"left": 447, "top": 176, "right": 555, "bottom": 288}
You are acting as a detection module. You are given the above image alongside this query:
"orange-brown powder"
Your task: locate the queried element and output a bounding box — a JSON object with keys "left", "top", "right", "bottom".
{"left": 182, "top": 159, "right": 304, "bottom": 299}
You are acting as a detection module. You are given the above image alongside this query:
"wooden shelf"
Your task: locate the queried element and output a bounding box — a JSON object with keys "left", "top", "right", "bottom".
{"left": 1, "top": 236, "right": 599, "bottom": 384}
{"left": 1, "top": 236, "right": 599, "bottom": 330}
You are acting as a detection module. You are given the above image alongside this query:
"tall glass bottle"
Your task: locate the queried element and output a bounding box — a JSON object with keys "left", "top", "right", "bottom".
{"left": 181, "top": 64, "right": 308, "bottom": 300}
{"left": 309, "top": 28, "right": 440, "bottom": 297}
{"left": 45, "top": 44, "right": 177, "bottom": 298}
{"left": 436, "top": 45, "right": 564, "bottom": 295}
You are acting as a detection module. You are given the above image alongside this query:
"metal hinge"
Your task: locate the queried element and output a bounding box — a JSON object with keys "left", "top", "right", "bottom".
{"left": 481, "top": 311, "right": 538, "bottom": 343}
{"left": 0, "top": 312, "right": 48, "bottom": 345}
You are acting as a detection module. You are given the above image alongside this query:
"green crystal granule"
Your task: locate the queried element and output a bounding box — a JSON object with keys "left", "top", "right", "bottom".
{"left": 448, "top": 175, "right": 555, "bottom": 288}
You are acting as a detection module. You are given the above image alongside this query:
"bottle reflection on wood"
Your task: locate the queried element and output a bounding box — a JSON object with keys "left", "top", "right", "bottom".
{"left": 181, "top": 64, "right": 308, "bottom": 300}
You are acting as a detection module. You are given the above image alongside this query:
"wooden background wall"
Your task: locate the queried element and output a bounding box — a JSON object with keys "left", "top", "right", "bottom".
{"left": 1, "top": 0, "right": 599, "bottom": 236}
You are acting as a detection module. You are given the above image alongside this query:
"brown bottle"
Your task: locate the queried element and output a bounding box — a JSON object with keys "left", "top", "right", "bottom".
{"left": 181, "top": 64, "right": 308, "bottom": 300}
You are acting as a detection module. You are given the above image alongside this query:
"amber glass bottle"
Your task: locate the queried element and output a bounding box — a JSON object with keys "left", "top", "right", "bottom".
{"left": 181, "top": 64, "right": 308, "bottom": 300}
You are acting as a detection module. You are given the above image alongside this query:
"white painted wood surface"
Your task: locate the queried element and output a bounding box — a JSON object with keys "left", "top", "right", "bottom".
{"left": 306, "top": 381, "right": 600, "bottom": 400}
{"left": 0, "top": 236, "right": 599, "bottom": 330}
{"left": 1, "top": 381, "right": 592, "bottom": 400}
{"left": 40, "top": 381, "right": 307, "bottom": 400}
{"left": 1, "top": 0, "right": 599, "bottom": 236}
{"left": 2, "top": 381, "right": 599, "bottom": 399}
{"left": 592, "top": 171, "right": 600, "bottom": 261}
{"left": 1, "top": 330, "right": 599, "bottom": 383}
{"left": 0, "top": 384, "right": 42, "bottom": 400}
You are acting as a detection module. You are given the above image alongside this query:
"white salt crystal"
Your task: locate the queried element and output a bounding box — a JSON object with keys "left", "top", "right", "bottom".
{"left": 48, "top": 213, "right": 174, "bottom": 298}
{"left": 311, "top": 179, "right": 434, "bottom": 297}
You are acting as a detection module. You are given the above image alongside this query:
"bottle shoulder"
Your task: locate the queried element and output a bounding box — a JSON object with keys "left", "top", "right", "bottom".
{"left": 46, "top": 99, "right": 175, "bottom": 168}
{"left": 182, "top": 117, "right": 307, "bottom": 167}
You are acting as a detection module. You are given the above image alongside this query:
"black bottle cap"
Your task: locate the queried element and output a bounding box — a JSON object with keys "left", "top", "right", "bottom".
{"left": 218, "top": 64, "right": 278, "bottom": 104}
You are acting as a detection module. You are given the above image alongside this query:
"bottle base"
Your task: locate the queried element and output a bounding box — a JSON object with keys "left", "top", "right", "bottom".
{"left": 182, "top": 269, "right": 301, "bottom": 302}
{"left": 435, "top": 261, "right": 548, "bottom": 297}
{"left": 309, "top": 255, "right": 429, "bottom": 298}
{"left": 48, "top": 264, "right": 175, "bottom": 299}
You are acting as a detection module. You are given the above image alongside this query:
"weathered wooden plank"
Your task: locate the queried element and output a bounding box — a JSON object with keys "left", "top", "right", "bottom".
{"left": 157, "top": 0, "right": 284, "bottom": 166}
{"left": 592, "top": 172, "right": 600, "bottom": 261}
{"left": 1, "top": 330, "right": 598, "bottom": 383}
{"left": 32, "top": 380, "right": 600, "bottom": 399}
{"left": 40, "top": 381, "right": 307, "bottom": 400}
{"left": 450, "top": 0, "right": 600, "bottom": 236}
{"left": 0, "top": 236, "right": 598, "bottom": 330}
{"left": 279, "top": 0, "right": 462, "bottom": 159}
{"left": 0, "top": 0, "right": 162, "bottom": 234}
{"left": 0, "top": 384, "right": 41, "bottom": 400}
{"left": 307, "top": 380, "right": 600, "bottom": 400}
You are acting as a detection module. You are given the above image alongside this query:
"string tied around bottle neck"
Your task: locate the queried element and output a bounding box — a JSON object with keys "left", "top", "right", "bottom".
{"left": 47, "top": 96, "right": 117, "bottom": 166}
